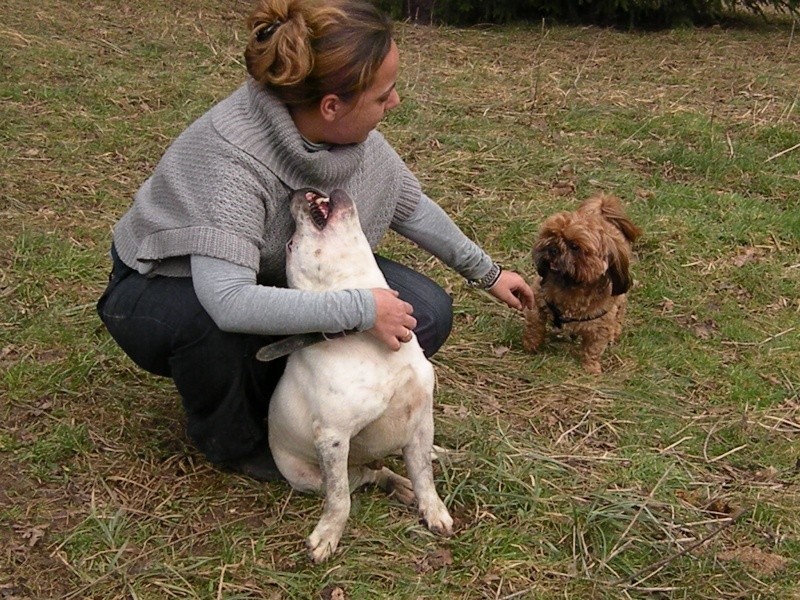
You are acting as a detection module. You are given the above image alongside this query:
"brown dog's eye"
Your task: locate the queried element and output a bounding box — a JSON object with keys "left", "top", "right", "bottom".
{"left": 568, "top": 242, "right": 581, "bottom": 252}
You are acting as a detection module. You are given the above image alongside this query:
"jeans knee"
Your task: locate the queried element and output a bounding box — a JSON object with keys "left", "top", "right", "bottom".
{"left": 417, "top": 286, "right": 452, "bottom": 358}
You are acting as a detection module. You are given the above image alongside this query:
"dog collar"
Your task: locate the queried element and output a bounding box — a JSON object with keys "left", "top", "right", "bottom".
{"left": 255, "top": 330, "right": 353, "bottom": 362}
{"left": 545, "top": 301, "right": 609, "bottom": 329}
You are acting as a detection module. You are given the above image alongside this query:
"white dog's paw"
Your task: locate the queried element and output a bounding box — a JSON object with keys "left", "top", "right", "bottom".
{"left": 419, "top": 498, "right": 454, "bottom": 537}
{"left": 306, "top": 523, "right": 344, "bottom": 563}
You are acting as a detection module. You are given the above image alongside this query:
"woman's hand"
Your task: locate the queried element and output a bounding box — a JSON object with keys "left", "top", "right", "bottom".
{"left": 488, "top": 270, "right": 534, "bottom": 311}
{"left": 368, "top": 288, "right": 417, "bottom": 351}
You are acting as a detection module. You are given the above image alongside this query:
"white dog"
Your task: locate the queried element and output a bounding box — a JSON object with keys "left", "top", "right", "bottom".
{"left": 268, "top": 188, "right": 453, "bottom": 563}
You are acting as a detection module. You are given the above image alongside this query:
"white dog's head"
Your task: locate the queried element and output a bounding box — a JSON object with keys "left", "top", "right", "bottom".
{"left": 286, "top": 188, "right": 381, "bottom": 291}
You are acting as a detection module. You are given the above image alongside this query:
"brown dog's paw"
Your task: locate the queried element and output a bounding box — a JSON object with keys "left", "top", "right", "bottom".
{"left": 522, "top": 335, "right": 540, "bottom": 354}
{"left": 521, "top": 309, "right": 546, "bottom": 353}
{"left": 581, "top": 359, "right": 602, "bottom": 375}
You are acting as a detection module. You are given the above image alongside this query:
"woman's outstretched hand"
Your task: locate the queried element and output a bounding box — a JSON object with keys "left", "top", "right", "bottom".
{"left": 488, "top": 270, "right": 534, "bottom": 311}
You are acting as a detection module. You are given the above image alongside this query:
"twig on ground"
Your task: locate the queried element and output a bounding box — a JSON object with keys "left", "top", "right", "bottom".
{"left": 596, "top": 466, "right": 674, "bottom": 573}
{"left": 613, "top": 507, "right": 750, "bottom": 588}
{"left": 766, "top": 141, "right": 800, "bottom": 162}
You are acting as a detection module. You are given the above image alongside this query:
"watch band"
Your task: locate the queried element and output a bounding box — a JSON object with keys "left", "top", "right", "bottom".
{"left": 468, "top": 262, "right": 502, "bottom": 289}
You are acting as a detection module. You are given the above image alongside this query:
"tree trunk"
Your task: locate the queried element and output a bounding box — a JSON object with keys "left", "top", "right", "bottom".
{"left": 404, "top": 0, "right": 434, "bottom": 24}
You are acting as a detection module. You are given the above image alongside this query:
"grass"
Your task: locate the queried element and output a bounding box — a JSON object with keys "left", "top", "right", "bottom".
{"left": 2, "top": 0, "right": 799, "bottom": 598}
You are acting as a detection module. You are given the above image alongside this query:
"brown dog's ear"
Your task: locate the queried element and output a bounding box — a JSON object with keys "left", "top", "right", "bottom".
{"left": 607, "top": 243, "right": 631, "bottom": 296}
{"left": 533, "top": 246, "right": 550, "bottom": 278}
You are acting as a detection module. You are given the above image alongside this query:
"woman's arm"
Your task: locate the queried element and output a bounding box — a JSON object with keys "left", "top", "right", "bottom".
{"left": 392, "top": 194, "right": 534, "bottom": 310}
{"left": 390, "top": 193, "right": 494, "bottom": 280}
{"left": 191, "top": 254, "right": 376, "bottom": 335}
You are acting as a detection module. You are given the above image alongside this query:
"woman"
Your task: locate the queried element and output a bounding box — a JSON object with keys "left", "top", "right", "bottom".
{"left": 97, "top": 0, "right": 534, "bottom": 481}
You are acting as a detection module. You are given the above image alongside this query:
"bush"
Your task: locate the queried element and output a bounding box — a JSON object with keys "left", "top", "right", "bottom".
{"left": 378, "top": 0, "right": 799, "bottom": 28}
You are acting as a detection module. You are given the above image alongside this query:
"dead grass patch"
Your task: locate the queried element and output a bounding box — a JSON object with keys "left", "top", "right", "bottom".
{"left": 2, "top": 1, "right": 799, "bottom": 598}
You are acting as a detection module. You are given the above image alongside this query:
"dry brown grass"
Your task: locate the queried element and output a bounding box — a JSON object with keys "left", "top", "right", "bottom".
{"left": 2, "top": 1, "right": 799, "bottom": 598}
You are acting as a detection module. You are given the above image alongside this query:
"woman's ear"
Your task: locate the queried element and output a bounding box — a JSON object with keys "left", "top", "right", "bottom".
{"left": 319, "top": 94, "right": 340, "bottom": 122}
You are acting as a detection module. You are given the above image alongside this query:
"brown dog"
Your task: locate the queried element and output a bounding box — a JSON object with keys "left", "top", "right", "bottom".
{"left": 522, "top": 194, "right": 642, "bottom": 373}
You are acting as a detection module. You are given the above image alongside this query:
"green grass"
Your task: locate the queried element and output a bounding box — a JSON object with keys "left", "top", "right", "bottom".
{"left": 2, "top": 1, "right": 799, "bottom": 598}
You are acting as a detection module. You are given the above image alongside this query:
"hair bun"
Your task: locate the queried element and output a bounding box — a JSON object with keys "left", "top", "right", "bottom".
{"left": 254, "top": 19, "right": 283, "bottom": 42}
{"left": 244, "top": 0, "right": 393, "bottom": 107}
{"left": 245, "top": 6, "right": 313, "bottom": 90}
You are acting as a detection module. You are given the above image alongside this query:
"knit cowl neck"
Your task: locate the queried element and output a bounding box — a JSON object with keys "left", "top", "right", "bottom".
{"left": 210, "top": 79, "right": 368, "bottom": 192}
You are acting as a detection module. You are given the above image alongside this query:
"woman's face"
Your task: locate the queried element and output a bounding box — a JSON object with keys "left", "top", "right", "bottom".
{"left": 325, "top": 41, "right": 401, "bottom": 145}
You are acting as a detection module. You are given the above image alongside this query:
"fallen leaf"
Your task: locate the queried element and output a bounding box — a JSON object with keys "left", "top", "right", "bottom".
{"left": 551, "top": 181, "right": 576, "bottom": 196}
{"left": 415, "top": 547, "right": 453, "bottom": 573}
{"left": 492, "top": 345, "right": 510, "bottom": 358}
{"left": 660, "top": 298, "right": 675, "bottom": 313}
{"left": 441, "top": 404, "right": 469, "bottom": 418}
{"left": 320, "top": 585, "right": 347, "bottom": 600}
{"left": 731, "top": 246, "right": 761, "bottom": 268}
{"left": 705, "top": 498, "right": 734, "bottom": 515}
{"left": 428, "top": 547, "right": 453, "bottom": 568}
{"left": 717, "top": 546, "right": 788, "bottom": 576}
{"left": 692, "top": 318, "right": 718, "bottom": 340}
{"left": 759, "top": 373, "right": 781, "bottom": 386}
{"left": 14, "top": 524, "right": 49, "bottom": 549}
{"left": 752, "top": 466, "right": 779, "bottom": 482}
{"left": 675, "top": 488, "right": 703, "bottom": 506}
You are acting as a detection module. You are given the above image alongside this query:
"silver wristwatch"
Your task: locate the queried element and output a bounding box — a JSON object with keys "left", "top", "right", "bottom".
{"left": 468, "top": 262, "right": 502, "bottom": 289}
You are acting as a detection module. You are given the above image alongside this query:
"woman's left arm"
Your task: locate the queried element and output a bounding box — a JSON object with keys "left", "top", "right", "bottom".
{"left": 391, "top": 193, "right": 533, "bottom": 311}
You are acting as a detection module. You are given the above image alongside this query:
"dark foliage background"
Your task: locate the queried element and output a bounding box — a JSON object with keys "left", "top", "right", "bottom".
{"left": 379, "top": 0, "right": 799, "bottom": 28}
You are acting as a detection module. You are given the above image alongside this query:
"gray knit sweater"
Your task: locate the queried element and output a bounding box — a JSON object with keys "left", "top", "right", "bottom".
{"left": 114, "top": 79, "right": 422, "bottom": 283}
{"left": 112, "top": 79, "right": 494, "bottom": 336}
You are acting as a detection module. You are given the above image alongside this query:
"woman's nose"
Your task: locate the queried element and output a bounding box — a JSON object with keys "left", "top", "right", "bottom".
{"left": 386, "top": 88, "right": 400, "bottom": 111}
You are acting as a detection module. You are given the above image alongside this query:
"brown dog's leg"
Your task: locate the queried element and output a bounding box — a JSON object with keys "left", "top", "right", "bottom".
{"left": 612, "top": 296, "right": 627, "bottom": 344}
{"left": 522, "top": 306, "right": 548, "bottom": 353}
{"left": 579, "top": 332, "right": 608, "bottom": 374}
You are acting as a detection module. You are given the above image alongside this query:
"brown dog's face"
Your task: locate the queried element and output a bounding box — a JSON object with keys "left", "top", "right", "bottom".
{"left": 534, "top": 211, "right": 632, "bottom": 295}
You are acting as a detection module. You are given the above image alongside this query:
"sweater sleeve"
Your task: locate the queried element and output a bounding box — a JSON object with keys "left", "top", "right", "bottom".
{"left": 191, "top": 255, "right": 377, "bottom": 335}
{"left": 391, "top": 193, "right": 495, "bottom": 280}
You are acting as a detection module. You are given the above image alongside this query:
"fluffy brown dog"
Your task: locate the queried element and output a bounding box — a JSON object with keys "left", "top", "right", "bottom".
{"left": 522, "top": 194, "right": 642, "bottom": 374}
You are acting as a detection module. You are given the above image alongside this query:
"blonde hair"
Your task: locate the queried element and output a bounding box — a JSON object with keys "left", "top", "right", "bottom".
{"left": 244, "top": 0, "right": 393, "bottom": 106}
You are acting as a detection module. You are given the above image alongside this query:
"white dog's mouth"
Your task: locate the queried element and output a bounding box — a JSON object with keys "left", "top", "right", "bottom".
{"left": 305, "top": 190, "right": 331, "bottom": 230}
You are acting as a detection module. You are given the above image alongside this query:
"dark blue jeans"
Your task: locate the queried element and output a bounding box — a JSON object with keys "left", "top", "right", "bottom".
{"left": 96, "top": 246, "right": 452, "bottom": 465}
